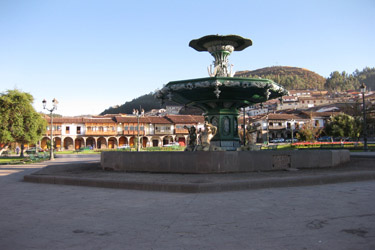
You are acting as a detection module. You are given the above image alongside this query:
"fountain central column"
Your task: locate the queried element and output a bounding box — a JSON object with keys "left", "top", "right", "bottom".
{"left": 204, "top": 106, "right": 240, "bottom": 150}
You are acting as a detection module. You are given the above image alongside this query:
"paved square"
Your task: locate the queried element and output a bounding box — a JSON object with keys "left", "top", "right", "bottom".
{"left": 0, "top": 156, "right": 374, "bottom": 249}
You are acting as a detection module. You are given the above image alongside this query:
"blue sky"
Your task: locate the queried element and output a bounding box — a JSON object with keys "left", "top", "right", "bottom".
{"left": 1, "top": 0, "right": 374, "bottom": 116}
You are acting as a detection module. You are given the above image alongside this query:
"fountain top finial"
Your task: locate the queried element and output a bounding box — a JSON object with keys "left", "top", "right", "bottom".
{"left": 189, "top": 35, "right": 252, "bottom": 77}
{"left": 189, "top": 34, "right": 252, "bottom": 52}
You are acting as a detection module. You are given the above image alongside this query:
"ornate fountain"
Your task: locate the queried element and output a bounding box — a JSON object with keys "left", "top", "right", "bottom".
{"left": 101, "top": 35, "right": 349, "bottom": 173}
{"left": 156, "top": 35, "right": 288, "bottom": 150}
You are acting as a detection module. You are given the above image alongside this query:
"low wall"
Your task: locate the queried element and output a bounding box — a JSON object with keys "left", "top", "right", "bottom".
{"left": 101, "top": 150, "right": 350, "bottom": 173}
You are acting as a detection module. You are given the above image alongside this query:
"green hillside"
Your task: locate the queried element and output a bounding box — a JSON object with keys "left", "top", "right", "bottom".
{"left": 235, "top": 66, "right": 326, "bottom": 90}
{"left": 100, "top": 66, "right": 374, "bottom": 115}
{"left": 100, "top": 93, "right": 166, "bottom": 115}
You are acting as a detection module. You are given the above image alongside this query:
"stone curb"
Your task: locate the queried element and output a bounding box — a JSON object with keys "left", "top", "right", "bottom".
{"left": 23, "top": 170, "right": 375, "bottom": 193}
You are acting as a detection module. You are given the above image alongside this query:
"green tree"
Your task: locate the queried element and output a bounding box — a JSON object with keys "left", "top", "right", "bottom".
{"left": 296, "top": 121, "right": 322, "bottom": 142}
{"left": 325, "top": 71, "right": 360, "bottom": 92}
{"left": 324, "top": 113, "right": 361, "bottom": 140}
{"left": 0, "top": 89, "right": 46, "bottom": 157}
{"left": 353, "top": 67, "right": 375, "bottom": 91}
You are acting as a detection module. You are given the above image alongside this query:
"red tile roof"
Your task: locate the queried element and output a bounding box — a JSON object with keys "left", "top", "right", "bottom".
{"left": 268, "top": 113, "right": 301, "bottom": 120}
{"left": 45, "top": 117, "right": 85, "bottom": 123}
{"left": 84, "top": 117, "right": 116, "bottom": 123}
{"left": 115, "top": 116, "right": 151, "bottom": 123}
{"left": 147, "top": 116, "right": 172, "bottom": 124}
{"left": 165, "top": 115, "right": 204, "bottom": 124}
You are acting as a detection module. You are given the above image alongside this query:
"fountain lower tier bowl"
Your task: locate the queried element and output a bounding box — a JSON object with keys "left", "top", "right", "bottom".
{"left": 101, "top": 150, "right": 350, "bottom": 173}
{"left": 156, "top": 77, "right": 288, "bottom": 110}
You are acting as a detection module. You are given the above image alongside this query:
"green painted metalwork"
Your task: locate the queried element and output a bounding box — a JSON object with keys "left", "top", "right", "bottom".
{"left": 156, "top": 35, "right": 288, "bottom": 150}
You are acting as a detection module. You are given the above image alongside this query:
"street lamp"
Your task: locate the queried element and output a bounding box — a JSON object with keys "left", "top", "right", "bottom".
{"left": 43, "top": 98, "right": 58, "bottom": 160}
{"left": 290, "top": 119, "right": 295, "bottom": 144}
{"left": 133, "top": 108, "right": 144, "bottom": 152}
{"left": 242, "top": 107, "right": 246, "bottom": 145}
{"left": 360, "top": 83, "right": 368, "bottom": 151}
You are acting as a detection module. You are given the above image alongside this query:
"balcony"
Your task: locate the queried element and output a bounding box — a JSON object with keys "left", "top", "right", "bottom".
{"left": 44, "top": 130, "right": 62, "bottom": 136}
{"left": 85, "top": 131, "right": 117, "bottom": 136}
{"left": 123, "top": 130, "right": 145, "bottom": 136}
{"left": 175, "top": 128, "right": 189, "bottom": 134}
{"left": 269, "top": 125, "right": 285, "bottom": 130}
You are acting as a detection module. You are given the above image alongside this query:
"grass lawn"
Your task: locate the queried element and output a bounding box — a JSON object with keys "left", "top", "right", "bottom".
{"left": 0, "top": 158, "right": 25, "bottom": 164}
{"left": 55, "top": 150, "right": 100, "bottom": 154}
{"left": 0, "top": 157, "right": 46, "bottom": 164}
{"left": 55, "top": 147, "right": 186, "bottom": 154}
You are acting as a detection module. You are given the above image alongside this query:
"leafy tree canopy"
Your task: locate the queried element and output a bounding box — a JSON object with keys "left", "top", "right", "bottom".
{"left": 0, "top": 89, "right": 46, "bottom": 155}
{"left": 353, "top": 67, "right": 375, "bottom": 91}
{"left": 324, "top": 113, "right": 361, "bottom": 139}
{"left": 296, "top": 121, "right": 322, "bottom": 142}
{"left": 325, "top": 71, "right": 360, "bottom": 92}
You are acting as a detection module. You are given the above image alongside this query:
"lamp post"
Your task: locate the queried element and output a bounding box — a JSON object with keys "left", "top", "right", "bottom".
{"left": 43, "top": 98, "right": 58, "bottom": 160}
{"left": 291, "top": 120, "right": 295, "bottom": 144}
{"left": 133, "top": 108, "right": 144, "bottom": 152}
{"left": 360, "top": 83, "right": 368, "bottom": 151}
{"left": 266, "top": 114, "right": 270, "bottom": 145}
{"left": 242, "top": 107, "right": 246, "bottom": 145}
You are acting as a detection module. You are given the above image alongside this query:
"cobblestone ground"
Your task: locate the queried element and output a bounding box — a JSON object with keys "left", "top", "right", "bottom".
{"left": 0, "top": 157, "right": 374, "bottom": 250}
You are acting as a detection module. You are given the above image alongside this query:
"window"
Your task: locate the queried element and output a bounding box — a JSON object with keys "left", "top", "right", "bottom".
{"left": 66, "top": 126, "right": 70, "bottom": 134}
{"left": 77, "top": 126, "right": 81, "bottom": 134}
{"left": 130, "top": 126, "right": 134, "bottom": 131}
{"left": 124, "top": 126, "right": 128, "bottom": 131}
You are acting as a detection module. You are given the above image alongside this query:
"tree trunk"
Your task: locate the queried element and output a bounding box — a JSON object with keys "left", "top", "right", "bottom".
{"left": 20, "top": 144, "right": 25, "bottom": 158}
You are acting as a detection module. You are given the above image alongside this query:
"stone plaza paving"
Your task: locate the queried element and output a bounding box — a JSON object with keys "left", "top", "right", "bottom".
{"left": 0, "top": 154, "right": 374, "bottom": 249}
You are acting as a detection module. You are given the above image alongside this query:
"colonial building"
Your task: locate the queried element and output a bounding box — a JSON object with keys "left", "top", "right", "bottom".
{"left": 42, "top": 114, "right": 205, "bottom": 150}
{"left": 42, "top": 104, "right": 369, "bottom": 150}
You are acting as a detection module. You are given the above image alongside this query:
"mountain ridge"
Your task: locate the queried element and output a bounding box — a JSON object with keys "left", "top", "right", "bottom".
{"left": 101, "top": 66, "right": 325, "bottom": 115}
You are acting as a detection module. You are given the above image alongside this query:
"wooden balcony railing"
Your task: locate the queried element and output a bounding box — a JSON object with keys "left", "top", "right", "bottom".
{"left": 85, "top": 131, "right": 117, "bottom": 136}
{"left": 269, "top": 125, "right": 286, "bottom": 130}
{"left": 44, "top": 131, "right": 62, "bottom": 136}
{"left": 175, "top": 128, "right": 189, "bottom": 134}
{"left": 123, "top": 130, "right": 145, "bottom": 136}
